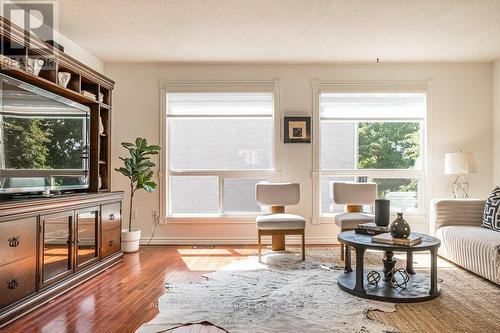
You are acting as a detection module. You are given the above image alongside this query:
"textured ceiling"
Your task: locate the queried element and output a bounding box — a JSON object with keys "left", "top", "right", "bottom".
{"left": 56, "top": 0, "right": 500, "bottom": 63}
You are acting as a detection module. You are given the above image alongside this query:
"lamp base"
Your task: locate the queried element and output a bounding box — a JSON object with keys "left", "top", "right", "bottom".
{"left": 452, "top": 182, "right": 469, "bottom": 199}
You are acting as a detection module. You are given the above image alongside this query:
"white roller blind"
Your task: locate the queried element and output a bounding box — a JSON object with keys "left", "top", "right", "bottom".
{"left": 320, "top": 92, "right": 426, "bottom": 119}
{"left": 167, "top": 92, "right": 273, "bottom": 116}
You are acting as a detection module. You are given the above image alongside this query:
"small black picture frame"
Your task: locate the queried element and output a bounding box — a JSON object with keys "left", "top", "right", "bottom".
{"left": 284, "top": 116, "right": 311, "bottom": 143}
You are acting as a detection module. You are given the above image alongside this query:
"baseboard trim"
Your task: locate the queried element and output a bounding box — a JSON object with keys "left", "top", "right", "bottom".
{"left": 140, "top": 236, "right": 339, "bottom": 245}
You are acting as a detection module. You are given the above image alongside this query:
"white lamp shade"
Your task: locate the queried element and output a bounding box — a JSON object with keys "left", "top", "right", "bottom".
{"left": 444, "top": 152, "right": 477, "bottom": 175}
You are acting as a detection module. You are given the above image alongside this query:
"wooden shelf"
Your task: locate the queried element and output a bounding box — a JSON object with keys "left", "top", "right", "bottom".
{"left": 1, "top": 62, "right": 100, "bottom": 104}
{"left": 0, "top": 16, "right": 114, "bottom": 194}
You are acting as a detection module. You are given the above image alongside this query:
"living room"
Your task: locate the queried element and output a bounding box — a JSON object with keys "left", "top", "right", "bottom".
{"left": 0, "top": 1, "right": 499, "bottom": 332}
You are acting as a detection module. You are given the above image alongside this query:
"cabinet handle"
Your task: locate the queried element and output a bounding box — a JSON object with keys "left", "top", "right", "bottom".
{"left": 8, "top": 236, "right": 20, "bottom": 247}
{"left": 7, "top": 278, "right": 19, "bottom": 289}
{"left": 109, "top": 214, "right": 115, "bottom": 221}
{"left": 109, "top": 240, "right": 114, "bottom": 246}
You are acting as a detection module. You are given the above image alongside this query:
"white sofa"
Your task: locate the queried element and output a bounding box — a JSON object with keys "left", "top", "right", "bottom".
{"left": 431, "top": 199, "right": 500, "bottom": 285}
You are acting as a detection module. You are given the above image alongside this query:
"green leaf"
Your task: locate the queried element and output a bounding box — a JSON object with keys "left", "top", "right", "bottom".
{"left": 137, "top": 160, "right": 155, "bottom": 169}
{"left": 144, "top": 170, "right": 154, "bottom": 181}
{"left": 115, "top": 138, "right": 160, "bottom": 195}
{"left": 142, "top": 181, "right": 157, "bottom": 192}
{"left": 114, "top": 167, "right": 131, "bottom": 177}
{"left": 121, "top": 142, "right": 134, "bottom": 148}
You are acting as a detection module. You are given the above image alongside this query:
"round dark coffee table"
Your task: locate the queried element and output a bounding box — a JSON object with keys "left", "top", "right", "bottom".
{"left": 337, "top": 231, "right": 441, "bottom": 303}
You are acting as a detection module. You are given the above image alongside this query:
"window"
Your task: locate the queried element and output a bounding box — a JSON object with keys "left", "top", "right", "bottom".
{"left": 163, "top": 86, "right": 277, "bottom": 217}
{"left": 316, "top": 89, "right": 426, "bottom": 217}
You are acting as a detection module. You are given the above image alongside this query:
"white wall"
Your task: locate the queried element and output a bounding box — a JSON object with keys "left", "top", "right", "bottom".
{"left": 8, "top": 8, "right": 105, "bottom": 72}
{"left": 104, "top": 63, "right": 493, "bottom": 244}
{"left": 53, "top": 31, "right": 104, "bottom": 72}
{"left": 494, "top": 59, "right": 500, "bottom": 185}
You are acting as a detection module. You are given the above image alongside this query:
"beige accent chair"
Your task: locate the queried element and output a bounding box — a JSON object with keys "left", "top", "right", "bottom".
{"left": 256, "top": 182, "right": 306, "bottom": 262}
{"left": 333, "top": 182, "right": 377, "bottom": 260}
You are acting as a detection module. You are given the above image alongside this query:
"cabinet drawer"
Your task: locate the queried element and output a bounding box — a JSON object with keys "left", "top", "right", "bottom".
{"left": 101, "top": 229, "right": 120, "bottom": 258}
{"left": 101, "top": 202, "right": 121, "bottom": 258}
{"left": 0, "top": 256, "right": 36, "bottom": 308}
{"left": 0, "top": 217, "right": 37, "bottom": 267}
{"left": 101, "top": 203, "right": 121, "bottom": 231}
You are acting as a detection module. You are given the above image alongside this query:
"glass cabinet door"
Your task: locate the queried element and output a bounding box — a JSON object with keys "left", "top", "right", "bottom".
{"left": 76, "top": 208, "right": 99, "bottom": 268}
{"left": 41, "top": 212, "right": 73, "bottom": 286}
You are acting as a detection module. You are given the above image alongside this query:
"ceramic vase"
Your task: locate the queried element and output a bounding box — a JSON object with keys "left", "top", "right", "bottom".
{"left": 26, "top": 57, "right": 42, "bottom": 76}
{"left": 99, "top": 117, "right": 105, "bottom": 135}
{"left": 58, "top": 71, "right": 71, "bottom": 88}
{"left": 389, "top": 212, "right": 410, "bottom": 238}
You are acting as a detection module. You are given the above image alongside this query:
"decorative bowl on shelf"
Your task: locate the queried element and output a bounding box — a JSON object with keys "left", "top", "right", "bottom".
{"left": 58, "top": 72, "right": 71, "bottom": 88}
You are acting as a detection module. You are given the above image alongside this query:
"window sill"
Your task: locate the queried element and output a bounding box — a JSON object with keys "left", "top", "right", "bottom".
{"left": 317, "top": 212, "right": 427, "bottom": 224}
{"left": 163, "top": 214, "right": 261, "bottom": 224}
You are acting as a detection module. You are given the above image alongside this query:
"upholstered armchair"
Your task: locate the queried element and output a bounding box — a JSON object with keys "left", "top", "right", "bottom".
{"left": 255, "top": 182, "right": 306, "bottom": 262}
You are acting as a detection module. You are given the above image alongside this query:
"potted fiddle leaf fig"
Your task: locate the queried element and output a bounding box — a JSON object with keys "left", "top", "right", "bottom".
{"left": 115, "top": 137, "right": 160, "bottom": 253}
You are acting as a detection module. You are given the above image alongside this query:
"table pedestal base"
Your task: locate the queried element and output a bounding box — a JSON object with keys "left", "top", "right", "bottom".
{"left": 382, "top": 250, "right": 396, "bottom": 281}
{"left": 337, "top": 269, "right": 440, "bottom": 303}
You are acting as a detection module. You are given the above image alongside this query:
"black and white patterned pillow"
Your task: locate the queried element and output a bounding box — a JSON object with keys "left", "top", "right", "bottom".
{"left": 482, "top": 186, "right": 500, "bottom": 232}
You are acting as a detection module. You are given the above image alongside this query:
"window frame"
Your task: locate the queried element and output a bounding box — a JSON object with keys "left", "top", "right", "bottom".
{"left": 312, "top": 81, "right": 431, "bottom": 224}
{"left": 159, "top": 80, "right": 281, "bottom": 221}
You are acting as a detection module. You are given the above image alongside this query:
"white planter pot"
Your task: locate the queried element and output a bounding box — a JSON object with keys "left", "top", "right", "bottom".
{"left": 121, "top": 229, "right": 141, "bottom": 253}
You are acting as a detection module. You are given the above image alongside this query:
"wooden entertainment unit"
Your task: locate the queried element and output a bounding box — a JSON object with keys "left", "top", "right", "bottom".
{"left": 0, "top": 17, "right": 123, "bottom": 327}
{"left": 0, "top": 192, "right": 123, "bottom": 327}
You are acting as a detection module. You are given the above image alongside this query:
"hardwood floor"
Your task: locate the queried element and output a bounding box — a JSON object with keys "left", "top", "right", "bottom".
{"left": 2, "top": 245, "right": 499, "bottom": 333}
{"left": 1, "top": 246, "right": 239, "bottom": 333}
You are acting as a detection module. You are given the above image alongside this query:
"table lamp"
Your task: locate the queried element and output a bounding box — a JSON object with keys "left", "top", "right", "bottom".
{"left": 444, "top": 152, "right": 477, "bottom": 198}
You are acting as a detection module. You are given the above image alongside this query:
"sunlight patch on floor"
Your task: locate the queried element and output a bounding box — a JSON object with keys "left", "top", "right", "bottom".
{"left": 231, "top": 248, "right": 259, "bottom": 256}
{"left": 180, "top": 256, "right": 248, "bottom": 271}
{"left": 177, "top": 249, "right": 232, "bottom": 256}
{"left": 393, "top": 252, "right": 457, "bottom": 269}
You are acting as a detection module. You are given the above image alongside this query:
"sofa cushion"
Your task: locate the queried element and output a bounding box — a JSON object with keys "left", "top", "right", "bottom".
{"left": 256, "top": 214, "right": 306, "bottom": 230}
{"left": 436, "top": 225, "right": 500, "bottom": 285}
{"left": 482, "top": 186, "right": 500, "bottom": 232}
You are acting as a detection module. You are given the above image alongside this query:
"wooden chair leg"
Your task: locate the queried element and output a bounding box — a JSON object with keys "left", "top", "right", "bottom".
{"left": 301, "top": 230, "right": 305, "bottom": 261}
{"left": 258, "top": 231, "right": 262, "bottom": 262}
{"left": 340, "top": 227, "right": 345, "bottom": 261}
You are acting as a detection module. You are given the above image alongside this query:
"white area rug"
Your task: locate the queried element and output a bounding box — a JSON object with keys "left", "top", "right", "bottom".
{"left": 136, "top": 252, "right": 398, "bottom": 333}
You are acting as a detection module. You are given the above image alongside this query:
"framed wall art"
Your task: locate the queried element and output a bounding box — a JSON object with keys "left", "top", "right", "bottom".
{"left": 284, "top": 116, "right": 311, "bottom": 143}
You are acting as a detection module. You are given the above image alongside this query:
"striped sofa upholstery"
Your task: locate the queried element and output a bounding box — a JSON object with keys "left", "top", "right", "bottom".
{"left": 431, "top": 199, "right": 500, "bottom": 284}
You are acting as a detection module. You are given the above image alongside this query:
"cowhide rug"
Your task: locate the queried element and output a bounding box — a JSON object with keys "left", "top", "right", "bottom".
{"left": 136, "top": 252, "right": 398, "bottom": 333}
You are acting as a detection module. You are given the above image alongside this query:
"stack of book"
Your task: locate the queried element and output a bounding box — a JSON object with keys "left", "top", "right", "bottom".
{"left": 82, "top": 90, "right": 97, "bottom": 101}
{"left": 371, "top": 232, "right": 422, "bottom": 246}
{"left": 354, "top": 222, "right": 389, "bottom": 235}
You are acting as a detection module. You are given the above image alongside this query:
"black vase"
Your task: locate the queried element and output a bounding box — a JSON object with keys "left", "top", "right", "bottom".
{"left": 375, "top": 199, "right": 390, "bottom": 227}
{"left": 390, "top": 213, "right": 411, "bottom": 238}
